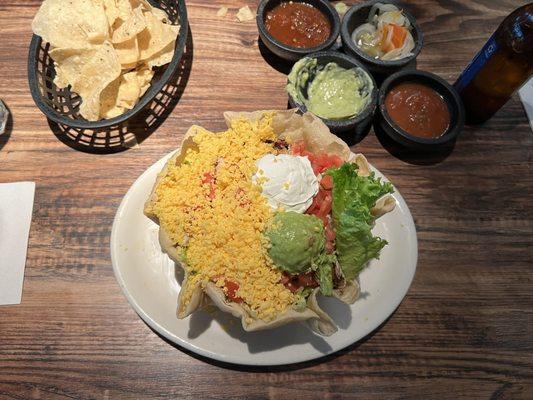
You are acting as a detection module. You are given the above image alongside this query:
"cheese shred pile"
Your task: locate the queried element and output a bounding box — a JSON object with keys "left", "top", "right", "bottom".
{"left": 147, "top": 115, "right": 296, "bottom": 321}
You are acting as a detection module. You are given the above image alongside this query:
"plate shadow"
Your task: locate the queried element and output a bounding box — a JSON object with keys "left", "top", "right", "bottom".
{"left": 140, "top": 264, "right": 399, "bottom": 372}
{"left": 147, "top": 306, "right": 398, "bottom": 372}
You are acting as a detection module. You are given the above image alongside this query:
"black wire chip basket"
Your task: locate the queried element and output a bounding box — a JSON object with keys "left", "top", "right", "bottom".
{"left": 27, "top": 0, "right": 188, "bottom": 130}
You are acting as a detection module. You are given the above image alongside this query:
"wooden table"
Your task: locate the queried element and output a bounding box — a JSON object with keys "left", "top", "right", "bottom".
{"left": 1, "top": 0, "right": 532, "bottom": 398}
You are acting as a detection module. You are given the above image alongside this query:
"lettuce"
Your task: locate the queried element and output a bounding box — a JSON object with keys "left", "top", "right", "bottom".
{"left": 312, "top": 252, "right": 336, "bottom": 296}
{"left": 294, "top": 287, "right": 314, "bottom": 310}
{"left": 328, "top": 163, "right": 393, "bottom": 280}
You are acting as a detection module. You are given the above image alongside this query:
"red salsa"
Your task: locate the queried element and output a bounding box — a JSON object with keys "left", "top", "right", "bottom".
{"left": 385, "top": 82, "right": 451, "bottom": 139}
{"left": 265, "top": 2, "right": 331, "bottom": 49}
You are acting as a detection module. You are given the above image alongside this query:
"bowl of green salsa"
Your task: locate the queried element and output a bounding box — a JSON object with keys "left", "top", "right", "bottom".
{"left": 286, "top": 51, "right": 377, "bottom": 134}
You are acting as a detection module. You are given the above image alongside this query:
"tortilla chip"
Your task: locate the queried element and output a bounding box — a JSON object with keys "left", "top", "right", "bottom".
{"left": 236, "top": 6, "right": 254, "bottom": 22}
{"left": 100, "top": 73, "right": 139, "bottom": 118}
{"left": 334, "top": 2, "right": 348, "bottom": 15}
{"left": 100, "top": 65, "right": 153, "bottom": 118}
{"left": 51, "top": 42, "right": 121, "bottom": 121}
{"left": 115, "top": 0, "right": 134, "bottom": 21}
{"left": 145, "top": 40, "right": 175, "bottom": 68}
{"left": 136, "top": 65, "right": 154, "bottom": 97}
{"left": 32, "top": 0, "right": 109, "bottom": 48}
{"left": 50, "top": 47, "right": 92, "bottom": 89}
{"left": 103, "top": 0, "right": 120, "bottom": 28}
{"left": 138, "top": 12, "right": 180, "bottom": 61}
{"left": 133, "top": 0, "right": 169, "bottom": 22}
{"left": 112, "top": 5, "right": 146, "bottom": 43}
{"left": 114, "top": 36, "right": 139, "bottom": 66}
{"left": 217, "top": 7, "right": 228, "bottom": 17}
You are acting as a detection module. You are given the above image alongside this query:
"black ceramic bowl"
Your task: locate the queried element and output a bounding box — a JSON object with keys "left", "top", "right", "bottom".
{"left": 28, "top": 0, "right": 188, "bottom": 130}
{"left": 257, "top": 0, "right": 341, "bottom": 62}
{"left": 376, "top": 70, "right": 465, "bottom": 150}
{"left": 287, "top": 51, "right": 377, "bottom": 134}
{"left": 341, "top": 0, "right": 423, "bottom": 76}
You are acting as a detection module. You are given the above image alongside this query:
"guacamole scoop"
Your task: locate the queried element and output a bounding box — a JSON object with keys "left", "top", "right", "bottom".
{"left": 287, "top": 57, "right": 374, "bottom": 120}
{"left": 267, "top": 212, "right": 325, "bottom": 275}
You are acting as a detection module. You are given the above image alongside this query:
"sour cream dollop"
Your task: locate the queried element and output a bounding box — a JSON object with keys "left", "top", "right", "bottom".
{"left": 252, "top": 154, "right": 319, "bottom": 213}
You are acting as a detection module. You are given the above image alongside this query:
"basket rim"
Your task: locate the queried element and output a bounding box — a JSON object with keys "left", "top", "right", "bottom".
{"left": 27, "top": 0, "right": 189, "bottom": 130}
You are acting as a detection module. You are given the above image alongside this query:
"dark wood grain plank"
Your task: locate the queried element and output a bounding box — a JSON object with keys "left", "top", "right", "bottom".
{"left": 0, "top": 0, "right": 532, "bottom": 399}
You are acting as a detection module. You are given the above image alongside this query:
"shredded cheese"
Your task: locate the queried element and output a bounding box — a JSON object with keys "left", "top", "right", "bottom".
{"left": 149, "top": 114, "right": 296, "bottom": 321}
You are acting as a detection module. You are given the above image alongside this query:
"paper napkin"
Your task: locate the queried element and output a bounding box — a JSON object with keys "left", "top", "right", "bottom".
{"left": 0, "top": 182, "right": 35, "bottom": 305}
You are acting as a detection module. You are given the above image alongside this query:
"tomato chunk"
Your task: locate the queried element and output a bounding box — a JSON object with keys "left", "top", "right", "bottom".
{"left": 291, "top": 141, "right": 343, "bottom": 175}
{"left": 320, "top": 175, "right": 333, "bottom": 190}
{"left": 202, "top": 172, "right": 216, "bottom": 200}
{"left": 280, "top": 272, "right": 318, "bottom": 293}
{"left": 202, "top": 172, "right": 213, "bottom": 184}
{"left": 224, "top": 280, "right": 243, "bottom": 303}
{"left": 291, "top": 140, "right": 306, "bottom": 156}
{"left": 211, "top": 276, "right": 243, "bottom": 303}
{"left": 298, "top": 272, "right": 319, "bottom": 288}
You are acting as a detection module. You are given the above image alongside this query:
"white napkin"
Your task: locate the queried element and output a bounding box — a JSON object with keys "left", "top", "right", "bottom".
{"left": 519, "top": 77, "right": 533, "bottom": 133}
{"left": 0, "top": 182, "right": 35, "bottom": 305}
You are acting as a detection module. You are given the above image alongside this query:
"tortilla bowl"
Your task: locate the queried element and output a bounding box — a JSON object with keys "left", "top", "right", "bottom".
{"left": 144, "top": 110, "right": 395, "bottom": 336}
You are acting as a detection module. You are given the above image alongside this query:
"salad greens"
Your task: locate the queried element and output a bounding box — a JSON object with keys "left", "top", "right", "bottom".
{"left": 327, "top": 163, "right": 393, "bottom": 280}
{"left": 294, "top": 287, "right": 314, "bottom": 310}
{"left": 313, "top": 252, "right": 336, "bottom": 296}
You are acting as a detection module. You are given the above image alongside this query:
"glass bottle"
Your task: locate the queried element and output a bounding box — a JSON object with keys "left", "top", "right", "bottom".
{"left": 454, "top": 4, "right": 533, "bottom": 124}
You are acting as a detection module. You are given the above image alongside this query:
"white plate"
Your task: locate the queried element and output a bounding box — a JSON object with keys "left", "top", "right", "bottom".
{"left": 111, "top": 152, "right": 418, "bottom": 366}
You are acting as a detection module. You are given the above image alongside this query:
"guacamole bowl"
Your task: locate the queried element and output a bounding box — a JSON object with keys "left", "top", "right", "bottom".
{"left": 287, "top": 51, "right": 377, "bottom": 134}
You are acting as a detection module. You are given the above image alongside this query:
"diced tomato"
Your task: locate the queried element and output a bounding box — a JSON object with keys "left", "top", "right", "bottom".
{"left": 291, "top": 141, "right": 343, "bottom": 175}
{"left": 202, "top": 172, "right": 216, "bottom": 200}
{"left": 294, "top": 142, "right": 339, "bottom": 254}
{"left": 280, "top": 272, "right": 318, "bottom": 292}
{"left": 330, "top": 155, "right": 343, "bottom": 168}
{"left": 225, "top": 280, "right": 243, "bottom": 303}
{"left": 280, "top": 272, "right": 300, "bottom": 293}
{"left": 202, "top": 172, "right": 213, "bottom": 184}
{"left": 320, "top": 175, "right": 333, "bottom": 190}
{"left": 317, "top": 193, "right": 332, "bottom": 218}
{"left": 235, "top": 187, "right": 250, "bottom": 207}
{"left": 280, "top": 274, "right": 291, "bottom": 285}
{"left": 290, "top": 140, "right": 306, "bottom": 156}
{"left": 211, "top": 276, "right": 243, "bottom": 303}
{"left": 314, "top": 154, "right": 343, "bottom": 175}
{"left": 325, "top": 225, "right": 336, "bottom": 242}
{"left": 315, "top": 154, "right": 329, "bottom": 168}
{"left": 286, "top": 282, "right": 300, "bottom": 293}
{"left": 298, "top": 272, "right": 318, "bottom": 288}
{"left": 307, "top": 187, "right": 336, "bottom": 253}
{"left": 307, "top": 201, "right": 318, "bottom": 215}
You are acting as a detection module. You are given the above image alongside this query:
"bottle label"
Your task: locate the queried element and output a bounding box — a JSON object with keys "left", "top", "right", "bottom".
{"left": 454, "top": 33, "right": 498, "bottom": 93}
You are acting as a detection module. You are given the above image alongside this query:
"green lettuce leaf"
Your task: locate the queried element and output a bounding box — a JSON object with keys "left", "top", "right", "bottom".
{"left": 328, "top": 163, "right": 393, "bottom": 280}
{"left": 294, "top": 287, "right": 314, "bottom": 310}
{"left": 313, "top": 253, "right": 336, "bottom": 296}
